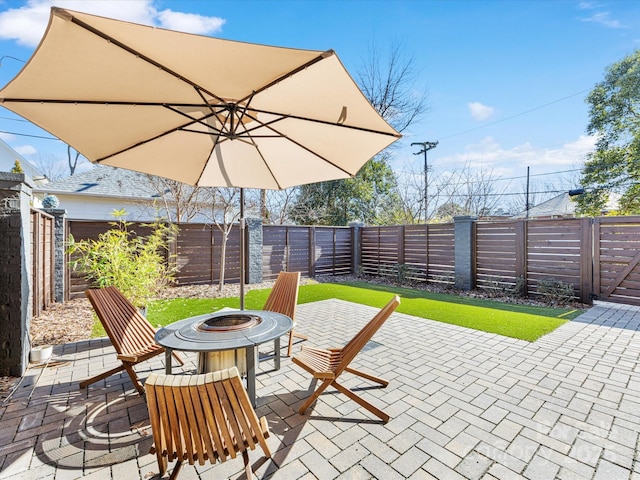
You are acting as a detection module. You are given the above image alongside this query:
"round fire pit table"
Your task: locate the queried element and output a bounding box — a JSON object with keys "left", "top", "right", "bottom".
{"left": 155, "top": 309, "right": 293, "bottom": 406}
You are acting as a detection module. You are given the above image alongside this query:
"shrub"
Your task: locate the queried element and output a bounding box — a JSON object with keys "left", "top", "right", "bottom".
{"left": 536, "top": 278, "right": 575, "bottom": 304}
{"left": 67, "top": 209, "right": 178, "bottom": 308}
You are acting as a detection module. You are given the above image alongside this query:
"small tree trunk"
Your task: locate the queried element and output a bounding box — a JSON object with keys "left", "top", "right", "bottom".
{"left": 218, "top": 230, "right": 229, "bottom": 291}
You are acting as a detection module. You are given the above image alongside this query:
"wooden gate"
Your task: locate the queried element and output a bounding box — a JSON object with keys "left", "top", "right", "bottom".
{"left": 594, "top": 216, "right": 640, "bottom": 306}
{"left": 31, "top": 208, "right": 55, "bottom": 316}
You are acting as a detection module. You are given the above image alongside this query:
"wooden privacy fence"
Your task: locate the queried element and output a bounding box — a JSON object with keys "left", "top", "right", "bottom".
{"left": 65, "top": 221, "right": 352, "bottom": 299}
{"left": 360, "top": 216, "right": 640, "bottom": 305}
{"left": 360, "top": 224, "right": 455, "bottom": 285}
{"left": 594, "top": 216, "right": 640, "bottom": 305}
{"left": 61, "top": 216, "right": 640, "bottom": 305}
{"left": 263, "top": 225, "right": 352, "bottom": 280}
{"left": 31, "top": 208, "right": 55, "bottom": 316}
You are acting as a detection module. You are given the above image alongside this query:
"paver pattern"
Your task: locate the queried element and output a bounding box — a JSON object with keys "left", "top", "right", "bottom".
{"left": 0, "top": 299, "right": 639, "bottom": 479}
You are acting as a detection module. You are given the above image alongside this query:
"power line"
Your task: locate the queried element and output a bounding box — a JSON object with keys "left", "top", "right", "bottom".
{"left": 431, "top": 189, "right": 566, "bottom": 198}
{"left": 0, "top": 116, "right": 29, "bottom": 122}
{"left": 395, "top": 167, "right": 582, "bottom": 185}
{"left": 0, "top": 129, "right": 59, "bottom": 140}
{"left": 438, "top": 88, "right": 592, "bottom": 141}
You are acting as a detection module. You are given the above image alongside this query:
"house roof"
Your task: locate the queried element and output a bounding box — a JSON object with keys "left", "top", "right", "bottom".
{"left": 512, "top": 191, "right": 621, "bottom": 219}
{"left": 0, "top": 138, "right": 47, "bottom": 184}
{"left": 33, "top": 165, "right": 164, "bottom": 200}
{"left": 512, "top": 192, "right": 576, "bottom": 219}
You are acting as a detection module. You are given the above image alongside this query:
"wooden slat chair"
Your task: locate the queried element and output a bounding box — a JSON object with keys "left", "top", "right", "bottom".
{"left": 81, "top": 286, "right": 184, "bottom": 395}
{"left": 292, "top": 295, "right": 400, "bottom": 423}
{"left": 263, "top": 271, "right": 306, "bottom": 357}
{"left": 145, "top": 367, "right": 272, "bottom": 480}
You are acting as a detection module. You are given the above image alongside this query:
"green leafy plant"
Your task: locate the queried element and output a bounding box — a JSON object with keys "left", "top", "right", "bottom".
{"left": 67, "top": 209, "right": 178, "bottom": 309}
{"left": 10, "top": 160, "right": 24, "bottom": 174}
{"left": 536, "top": 278, "right": 575, "bottom": 304}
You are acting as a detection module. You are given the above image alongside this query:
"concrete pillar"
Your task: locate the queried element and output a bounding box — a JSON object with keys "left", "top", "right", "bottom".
{"left": 0, "top": 173, "right": 33, "bottom": 376}
{"left": 43, "top": 208, "right": 66, "bottom": 302}
{"left": 245, "top": 217, "right": 262, "bottom": 284}
{"left": 454, "top": 215, "right": 477, "bottom": 291}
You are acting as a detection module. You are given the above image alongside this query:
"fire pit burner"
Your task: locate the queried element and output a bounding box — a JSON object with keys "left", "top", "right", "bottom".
{"left": 195, "top": 314, "right": 262, "bottom": 332}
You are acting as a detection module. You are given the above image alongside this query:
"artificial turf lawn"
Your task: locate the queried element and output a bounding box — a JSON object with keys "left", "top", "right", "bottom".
{"left": 91, "top": 282, "right": 583, "bottom": 342}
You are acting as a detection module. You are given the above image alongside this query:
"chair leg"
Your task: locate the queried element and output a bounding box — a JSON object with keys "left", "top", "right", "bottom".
{"left": 79, "top": 364, "right": 126, "bottom": 389}
{"left": 333, "top": 380, "right": 390, "bottom": 423}
{"left": 243, "top": 450, "right": 254, "bottom": 479}
{"left": 286, "top": 331, "right": 309, "bottom": 357}
{"left": 345, "top": 366, "right": 389, "bottom": 387}
{"left": 171, "top": 351, "right": 185, "bottom": 366}
{"left": 123, "top": 363, "right": 145, "bottom": 395}
{"left": 299, "top": 378, "right": 333, "bottom": 414}
{"left": 168, "top": 460, "right": 183, "bottom": 480}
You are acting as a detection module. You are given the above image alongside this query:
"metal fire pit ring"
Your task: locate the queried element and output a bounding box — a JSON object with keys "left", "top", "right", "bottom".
{"left": 155, "top": 309, "right": 293, "bottom": 407}
{"left": 194, "top": 313, "right": 262, "bottom": 332}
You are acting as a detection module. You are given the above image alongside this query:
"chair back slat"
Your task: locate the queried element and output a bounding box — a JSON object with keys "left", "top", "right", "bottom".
{"left": 85, "top": 286, "right": 157, "bottom": 356}
{"left": 337, "top": 296, "right": 400, "bottom": 374}
{"left": 145, "top": 367, "right": 271, "bottom": 476}
{"left": 263, "top": 271, "right": 300, "bottom": 320}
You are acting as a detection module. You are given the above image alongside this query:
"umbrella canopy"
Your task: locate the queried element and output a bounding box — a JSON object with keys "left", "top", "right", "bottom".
{"left": 0, "top": 7, "right": 401, "bottom": 308}
{"left": 0, "top": 7, "right": 400, "bottom": 190}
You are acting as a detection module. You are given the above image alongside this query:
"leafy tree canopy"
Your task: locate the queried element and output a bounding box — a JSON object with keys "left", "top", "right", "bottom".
{"left": 289, "top": 156, "right": 403, "bottom": 226}
{"left": 577, "top": 49, "right": 640, "bottom": 216}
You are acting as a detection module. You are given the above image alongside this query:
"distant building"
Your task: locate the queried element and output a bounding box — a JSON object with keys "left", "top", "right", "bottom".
{"left": 0, "top": 138, "right": 47, "bottom": 186}
{"left": 32, "top": 165, "right": 214, "bottom": 222}
{"left": 512, "top": 191, "right": 621, "bottom": 219}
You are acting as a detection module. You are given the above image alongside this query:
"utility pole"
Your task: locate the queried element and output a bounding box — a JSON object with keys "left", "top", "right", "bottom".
{"left": 411, "top": 141, "right": 438, "bottom": 222}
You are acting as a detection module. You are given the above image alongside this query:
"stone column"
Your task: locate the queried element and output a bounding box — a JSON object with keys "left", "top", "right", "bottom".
{"left": 43, "top": 208, "right": 67, "bottom": 303}
{"left": 245, "top": 217, "right": 263, "bottom": 284}
{"left": 0, "top": 173, "right": 33, "bottom": 376}
{"left": 454, "top": 215, "right": 477, "bottom": 291}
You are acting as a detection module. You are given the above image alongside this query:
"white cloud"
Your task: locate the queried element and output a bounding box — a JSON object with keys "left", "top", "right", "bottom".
{"left": 468, "top": 102, "right": 495, "bottom": 121}
{"left": 14, "top": 144, "right": 37, "bottom": 156}
{"left": 433, "top": 135, "right": 596, "bottom": 177}
{"left": 0, "top": 0, "right": 226, "bottom": 47}
{"left": 578, "top": 1, "right": 603, "bottom": 9}
{"left": 158, "top": 9, "right": 225, "bottom": 35}
{"left": 581, "top": 11, "right": 625, "bottom": 28}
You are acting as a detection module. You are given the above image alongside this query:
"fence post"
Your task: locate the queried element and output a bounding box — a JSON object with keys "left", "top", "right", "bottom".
{"left": 349, "top": 222, "right": 363, "bottom": 276}
{"left": 0, "top": 173, "right": 33, "bottom": 376}
{"left": 580, "top": 217, "right": 594, "bottom": 304}
{"left": 43, "top": 208, "right": 67, "bottom": 303}
{"left": 454, "top": 216, "right": 477, "bottom": 291}
{"left": 515, "top": 220, "right": 527, "bottom": 296}
{"left": 308, "top": 226, "right": 316, "bottom": 277}
{"left": 245, "top": 217, "right": 263, "bottom": 284}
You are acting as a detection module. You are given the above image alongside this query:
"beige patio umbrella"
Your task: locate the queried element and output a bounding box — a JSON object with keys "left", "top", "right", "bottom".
{"left": 0, "top": 7, "right": 400, "bottom": 306}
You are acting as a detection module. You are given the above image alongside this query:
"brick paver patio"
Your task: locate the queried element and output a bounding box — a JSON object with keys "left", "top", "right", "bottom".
{"left": 0, "top": 299, "right": 639, "bottom": 479}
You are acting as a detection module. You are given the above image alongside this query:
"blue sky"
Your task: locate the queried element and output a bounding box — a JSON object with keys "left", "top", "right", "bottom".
{"left": 0, "top": 0, "right": 638, "bottom": 201}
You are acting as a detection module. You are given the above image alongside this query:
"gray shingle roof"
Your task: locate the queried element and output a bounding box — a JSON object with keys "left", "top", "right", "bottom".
{"left": 33, "top": 165, "right": 165, "bottom": 200}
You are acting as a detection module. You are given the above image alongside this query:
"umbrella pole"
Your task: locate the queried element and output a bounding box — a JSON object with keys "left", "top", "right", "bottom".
{"left": 239, "top": 187, "right": 245, "bottom": 310}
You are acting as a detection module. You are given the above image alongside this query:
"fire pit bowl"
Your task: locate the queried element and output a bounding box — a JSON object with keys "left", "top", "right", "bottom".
{"left": 195, "top": 314, "right": 262, "bottom": 332}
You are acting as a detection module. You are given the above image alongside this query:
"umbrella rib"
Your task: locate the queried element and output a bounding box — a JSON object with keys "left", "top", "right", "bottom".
{"left": 237, "top": 50, "right": 334, "bottom": 105}
{"left": 163, "top": 105, "right": 231, "bottom": 136}
{"left": 95, "top": 115, "right": 220, "bottom": 163}
{"left": 61, "top": 9, "right": 228, "bottom": 106}
{"left": 249, "top": 107, "right": 401, "bottom": 138}
{"left": 237, "top": 130, "right": 283, "bottom": 190}
{"left": 237, "top": 114, "right": 354, "bottom": 177}
{"left": 0, "top": 99, "right": 217, "bottom": 108}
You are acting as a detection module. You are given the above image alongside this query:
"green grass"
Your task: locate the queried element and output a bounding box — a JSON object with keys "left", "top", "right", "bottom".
{"left": 94, "top": 281, "right": 584, "bottom": 342}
